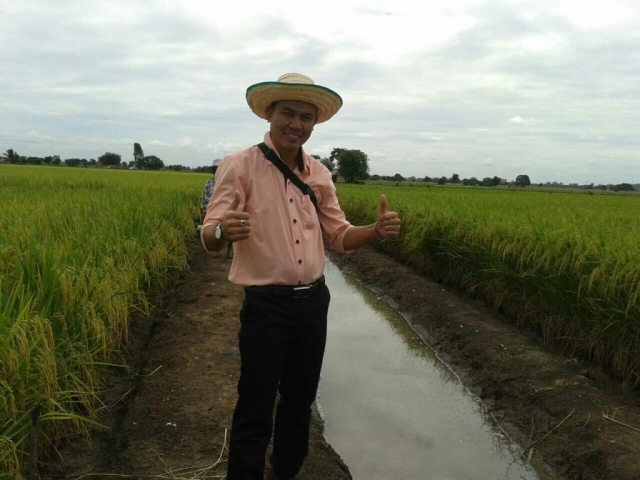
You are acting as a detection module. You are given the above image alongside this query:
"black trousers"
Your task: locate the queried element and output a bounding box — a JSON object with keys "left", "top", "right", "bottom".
{"left": 226, "top": 284, "right": 330, "bottom": 480}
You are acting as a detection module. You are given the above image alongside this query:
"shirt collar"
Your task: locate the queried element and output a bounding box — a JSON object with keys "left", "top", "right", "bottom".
{"left": 263, "top": 132, "right": 310, "bottom": 175}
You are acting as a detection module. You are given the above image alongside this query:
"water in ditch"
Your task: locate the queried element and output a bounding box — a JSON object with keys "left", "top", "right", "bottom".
{"left": 317, "top": 260, "right": 538, "bottom": 480}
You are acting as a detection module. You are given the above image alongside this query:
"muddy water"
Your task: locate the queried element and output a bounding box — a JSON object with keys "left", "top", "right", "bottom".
{"left": 318, "top": 261, "right": 538, "bottom": 480}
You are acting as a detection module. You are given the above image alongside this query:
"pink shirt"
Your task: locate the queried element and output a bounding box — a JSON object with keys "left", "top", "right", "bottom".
{"left": 201, "top": 132, "right": 353, "bottom": 286}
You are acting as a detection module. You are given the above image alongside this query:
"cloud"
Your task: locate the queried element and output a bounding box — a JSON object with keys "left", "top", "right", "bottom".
{"left": 28, "top": 131, "right": 56, "bottom": 142}
{"left": 506, "top": 116, "right": 541, "bottom": 127}
{"left": 0, "top": 0, "right": 639, "bottom": 184}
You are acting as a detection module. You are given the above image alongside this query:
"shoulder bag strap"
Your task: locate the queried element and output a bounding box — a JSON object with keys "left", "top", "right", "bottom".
{"left": 257, "top": 143, "right": 319, "bottom": 211}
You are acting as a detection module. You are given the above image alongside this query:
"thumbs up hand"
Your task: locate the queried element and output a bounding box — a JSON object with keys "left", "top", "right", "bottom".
{"left": 221, "top": 190, "right": 250, "bottom": 242}
{"left": 374, "top": 194, "right": 401, "bottom": 241}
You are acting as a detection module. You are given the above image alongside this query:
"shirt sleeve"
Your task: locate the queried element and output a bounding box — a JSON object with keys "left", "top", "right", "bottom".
{"left": 315, "top": 169, "right": 354, "bottom": 254}
{"left": 200, "top": 157, "right": 247, "bottom": 251}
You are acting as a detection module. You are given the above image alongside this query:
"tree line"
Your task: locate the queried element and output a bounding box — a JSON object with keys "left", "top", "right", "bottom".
{"left": 0, "top": 145, "right": 168, "bottom": 171}
{"left": 2, "top": 146, "right": 636, "bottom": 191}
{"left": 312, "top": 150, "right": 538, "bottom": 187}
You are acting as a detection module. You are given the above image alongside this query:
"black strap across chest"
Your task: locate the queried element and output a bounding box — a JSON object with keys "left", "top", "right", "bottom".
{"left": 256, "top": 142, "right": 318, "bottom": 211}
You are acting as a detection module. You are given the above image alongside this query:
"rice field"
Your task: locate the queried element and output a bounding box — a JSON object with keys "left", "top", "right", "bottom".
{"left": 1, "top": 166, "right": 639, "bottom": 478}
{"left": 337, "top": 184, "right": 640, "bottom": 386}
{"left": 0, "top": 165, "right": 207, "bottom": 479}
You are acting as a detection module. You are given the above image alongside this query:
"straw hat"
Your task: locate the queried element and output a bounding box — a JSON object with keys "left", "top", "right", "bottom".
{"left": 246, "top": 73, "right": 343, "bottom": 124}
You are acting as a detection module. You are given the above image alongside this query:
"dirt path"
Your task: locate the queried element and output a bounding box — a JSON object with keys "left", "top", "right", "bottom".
{"left": 42, "top": 241, "right": 350, "bottom": 480}
{"left": 43, "top": 241, "right": 640, "bottom": 480}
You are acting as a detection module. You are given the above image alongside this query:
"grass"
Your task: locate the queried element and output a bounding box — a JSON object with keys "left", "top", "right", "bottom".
{"left": 337, "top": 184, "right": 640, "bottom": 385}
{"left": 0, "top": 165, "right": 208, "bottom": 478}
{"left": 2, "top": 165, "right": 638, "bottom": 477}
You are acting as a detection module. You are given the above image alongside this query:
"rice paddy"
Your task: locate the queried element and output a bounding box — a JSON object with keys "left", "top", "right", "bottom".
{"left": 1, "top": 166, "right": 638, "bottom": 478}
{"left": 0, "top": 165, "right": 207, "bottom": 478}
{"left": 337, "top": 184, "right": 640, "bottom": 387}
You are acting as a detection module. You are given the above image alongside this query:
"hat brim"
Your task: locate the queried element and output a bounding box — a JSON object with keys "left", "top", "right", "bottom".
{"left": 246, "top": 82, "right": 342, "bottom": 124}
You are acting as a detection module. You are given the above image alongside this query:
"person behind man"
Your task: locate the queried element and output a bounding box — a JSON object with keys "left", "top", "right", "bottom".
{"left": 201, "top": 73, "right": 401, "bottom": 480}
{"left": 201, "top": 158, "right": 233, "bottom": 258}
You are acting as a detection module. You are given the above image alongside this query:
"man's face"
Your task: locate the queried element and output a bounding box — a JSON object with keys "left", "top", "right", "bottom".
{"left": 266, "top": 100, "right": 317, "bottom": 155}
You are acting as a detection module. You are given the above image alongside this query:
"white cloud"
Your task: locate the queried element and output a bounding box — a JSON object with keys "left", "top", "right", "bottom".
{"left": 506, "top": 116, "right": 541, "bottom": 127}
{"left": 28, "top": 131, "right": 56, "bottom": 142}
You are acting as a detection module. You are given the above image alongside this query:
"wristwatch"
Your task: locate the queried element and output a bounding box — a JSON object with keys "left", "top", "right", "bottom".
{"left": 215, "top": 224, "right": 223, "bottom": 240}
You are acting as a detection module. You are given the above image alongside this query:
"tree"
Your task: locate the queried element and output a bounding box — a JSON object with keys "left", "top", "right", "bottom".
{"left": 515, "top": 174, "right": 531, "bottom": 187}
{"left": 329, "top": 148, "right": 346, "bottom": 164}
{"left": 133, "top": 143, "right": 144, "bottom": 169}
{"left": 437, "top": 176, "right": 446, "bottom": 185}
{"left": 2, "top": 149, "right": 21, "bottom": 164}
{"left": 98, "top": 152, "right": 121, "bottom": 166}
{"left": 614, "top": 183, "right": 635, "bottom": 192}
{"left": 310, "top": 154, "right": 334, "bottom": 171}
{"left": 392, "top": 173, "right": 404, "bottom": 182}
{"left": 64, "top": 158, "right": 83, "bottom": 167}
{"left": 138, "top": 155, "right": 164, "bottom": 170}
{"left": 451, "top": 173, "right": 460, "bottom": 183}
{"left": 333, "top": 148, "right": 369, "bottom": 183}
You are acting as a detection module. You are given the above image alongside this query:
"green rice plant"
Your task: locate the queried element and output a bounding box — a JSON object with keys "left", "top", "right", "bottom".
{"left": 336, "top": 184, "right": 640, "bottom": 385}
{"left": 0, "top": 165, "right": 208, "bottom": 478}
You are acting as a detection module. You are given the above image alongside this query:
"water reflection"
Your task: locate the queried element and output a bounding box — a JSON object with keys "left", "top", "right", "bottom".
{"left": 319, "top": 260, "right": 538, "bottom": 480}
{"left": 341, "top": 272, "right": 458, "bottom": 385}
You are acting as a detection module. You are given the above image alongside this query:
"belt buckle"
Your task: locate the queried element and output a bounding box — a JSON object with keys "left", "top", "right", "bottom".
{"left": 292, "top": 285, "right": 312, "bottom": 298}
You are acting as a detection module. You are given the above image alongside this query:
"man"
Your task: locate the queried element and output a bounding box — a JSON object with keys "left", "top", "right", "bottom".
{"left": 201, "top": 158, "right": 233, "bottom": 258}
{"left": 201, "top": 73, "right": 401, "bottom": 480}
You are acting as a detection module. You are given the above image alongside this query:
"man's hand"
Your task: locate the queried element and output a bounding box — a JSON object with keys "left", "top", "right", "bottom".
{"left": 374, "top": 194, "right": 401, "bottom": 240}
{"left": 220, "top": 190, "right": 251, "bottom": 242}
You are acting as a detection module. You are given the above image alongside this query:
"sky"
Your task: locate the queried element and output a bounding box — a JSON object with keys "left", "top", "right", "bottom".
{"left": 1, "top": 0, "right": 639, "bottom": 185}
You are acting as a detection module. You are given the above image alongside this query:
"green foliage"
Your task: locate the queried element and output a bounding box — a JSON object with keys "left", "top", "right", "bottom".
{"left": 138, "top": 155, "right": 164, "bottom": 171}
{"left": 63, "top": 158, "right": 88, "bottom": 167}
{"left": 335, "top": 184, "right": 640, "bottom": 385}
{"left": 1, "top": 149, "right": 25, "bottom": 164}
{"left": 333, "top": 148, "right": 369, "bottom": 183}
{"left": 0, "top": 165, "right": 206, "bottom": 477}
{"left": 133, "top": 143, "right": 144, "bottom": 169}
{"left": 515, "top": 174, "right": 531, "bottom": 187}
{"left": 98, "top": 152, "right": 121, "bottom": 166}
{"left": 311, "top": 154, "right": 335, "bottom": 172}
{"left": 329, "top": 148, "right": 346, "bottom": 163}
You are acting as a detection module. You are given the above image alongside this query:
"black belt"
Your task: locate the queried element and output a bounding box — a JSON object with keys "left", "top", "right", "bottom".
{"left": 244, "top": 276, "right": 325, "bottom": 299}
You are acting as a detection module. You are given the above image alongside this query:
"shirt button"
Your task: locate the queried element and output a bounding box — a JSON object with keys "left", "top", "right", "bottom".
{"left": 293, "top": 219, "right": 297, "bottom": 224}
{"left": 296, "top": 240, "right": 300, "bottom": 244}
{"left": 290, "top": 198, "right": 294, "bottom": 203}
{"left": 298, "top": 260, "right": 302, "bottom": 264}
